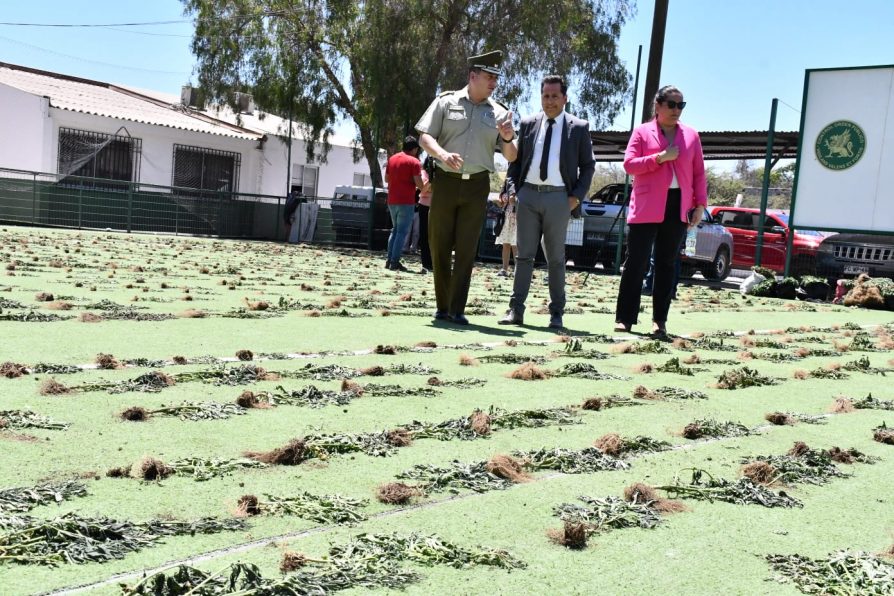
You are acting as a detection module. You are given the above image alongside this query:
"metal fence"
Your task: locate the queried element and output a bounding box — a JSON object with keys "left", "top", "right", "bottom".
{"left": 0, "top": 168, "right": 394, "bottom": 250}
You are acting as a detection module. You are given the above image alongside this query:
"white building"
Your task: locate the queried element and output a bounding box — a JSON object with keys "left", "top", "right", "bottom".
{"left": 0, "top": 61, "right": 373, "bottom": 199}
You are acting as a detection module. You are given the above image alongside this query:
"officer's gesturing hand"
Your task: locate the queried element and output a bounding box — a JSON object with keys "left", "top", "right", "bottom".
{"left": 497, "top": 110, "right": 514, "bottom": 141}
{"left": 440, "top": 152, "right": 464, "bottom": 170}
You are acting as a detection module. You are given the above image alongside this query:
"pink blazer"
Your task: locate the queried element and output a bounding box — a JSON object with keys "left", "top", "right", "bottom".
{"left": 623, "top": 119, "right": 707, "bottom": 224}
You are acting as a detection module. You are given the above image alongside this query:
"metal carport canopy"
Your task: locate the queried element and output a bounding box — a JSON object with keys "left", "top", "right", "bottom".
{"left": 589, "top": 130, "right": 799, "bottom": 163}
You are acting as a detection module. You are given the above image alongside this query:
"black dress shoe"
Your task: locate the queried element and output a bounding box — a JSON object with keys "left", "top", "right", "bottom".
{"left": 390, "top": 261, "right": 409, "bottom": 272}
{"left": 548, "top": 314, "right": 564, "bottom": 329}
{"left": 498, "top": 310, "right": 524, "bottom": 325}
{"left": 449, "top": 314, "right": 469, "bottom": 325}
{"left": 385, "top": 260, "right": 393, "bottom": 269}
{"left": 433, "top": 310, "right": 449, "bottom": 320}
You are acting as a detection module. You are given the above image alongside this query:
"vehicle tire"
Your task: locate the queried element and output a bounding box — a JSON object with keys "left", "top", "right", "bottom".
{"left": 701, "top": 246, "right": 731, "bottom": 280}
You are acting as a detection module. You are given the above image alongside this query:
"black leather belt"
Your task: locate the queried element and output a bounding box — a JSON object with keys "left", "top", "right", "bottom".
{"left": 437, "top": 170, "right": 490, "bottom": 180}
{"left": 524, "top": 182, "right": 566, "bottom": 193}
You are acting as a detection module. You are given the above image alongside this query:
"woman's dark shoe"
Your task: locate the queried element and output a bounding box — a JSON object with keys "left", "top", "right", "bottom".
{"left": 614, "top": 322, "right": 631, "bottom": 332}
{"left": 651, "top": 324, "right": 668, "bottom": 339}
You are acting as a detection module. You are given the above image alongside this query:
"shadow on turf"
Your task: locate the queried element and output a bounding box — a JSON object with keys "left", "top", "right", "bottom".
{"left": 429, "top": 319, "right": 524, "bottom": 337}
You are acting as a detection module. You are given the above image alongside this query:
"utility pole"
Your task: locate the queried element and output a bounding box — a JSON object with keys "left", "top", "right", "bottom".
{"left": 641, "top": 0, "right": 670, "bottom": 123}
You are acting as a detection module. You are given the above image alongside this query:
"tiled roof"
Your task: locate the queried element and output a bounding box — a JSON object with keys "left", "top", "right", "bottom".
{"left": 0, "top": 62, "right": 263, "bottom": 141}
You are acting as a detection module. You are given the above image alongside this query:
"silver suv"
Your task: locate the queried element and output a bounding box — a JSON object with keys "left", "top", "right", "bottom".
{"left": 570, "top": 184, "right": 733, "bottom": 280}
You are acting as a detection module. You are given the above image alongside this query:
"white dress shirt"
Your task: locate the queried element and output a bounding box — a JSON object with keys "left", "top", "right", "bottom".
{"left": 524, "top": 111, "right": 566, "bottom": 187}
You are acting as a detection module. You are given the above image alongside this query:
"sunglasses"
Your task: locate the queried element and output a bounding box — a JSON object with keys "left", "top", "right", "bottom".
{"left": 663, "top": 100, "right": 686, "bottom": 110}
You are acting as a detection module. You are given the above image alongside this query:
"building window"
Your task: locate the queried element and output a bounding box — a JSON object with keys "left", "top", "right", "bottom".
{"left": 58, "top": 127, "right": 141, "bottom": 188}
{"left": 353, "top": 172, "right": 373, "bottom": 187}
{"left": 292, "top": 164, "right": 319, "bottom": 197}
{"left": 172, "top": 145, "right": 241, "bottom": 193}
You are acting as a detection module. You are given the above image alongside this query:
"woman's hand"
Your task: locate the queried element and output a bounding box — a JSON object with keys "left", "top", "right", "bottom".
{"left": 657, "top": 145, "right": 679, "bottom": 164}
{"left": 688, "top": 205, "right": 705, "bottom": 229}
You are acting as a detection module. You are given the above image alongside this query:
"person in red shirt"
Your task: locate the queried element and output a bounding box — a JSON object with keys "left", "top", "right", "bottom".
{"left": 384, "top": 136, "right": 424, "bottom": 271}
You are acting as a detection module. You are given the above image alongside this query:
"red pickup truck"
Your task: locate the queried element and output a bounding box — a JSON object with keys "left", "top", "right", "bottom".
{"left": 710, "top": 207, "right": 825, "bottom": 276}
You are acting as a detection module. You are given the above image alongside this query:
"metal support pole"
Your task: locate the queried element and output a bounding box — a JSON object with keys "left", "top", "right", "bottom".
{"left": 126, "top": 184, "right": 133, "bottom": 233}
{"left": 641, "top": 0, "right": 669, "bottom": 124}
{"left": 283, "top": 96, "right": 293, "bottom": 241}
{"left": 78, "top": 188, "right": 83, "bottom": 229}
{"left": 755, "top": 98, "right": 778, "bottom": 267}
{"left": 614, "top": 45, "right": 643, "bottom": 272}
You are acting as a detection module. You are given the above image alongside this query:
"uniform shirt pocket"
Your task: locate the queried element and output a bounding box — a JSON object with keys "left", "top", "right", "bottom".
{"left": 447, "top": 107, "right": 467, "bottom": 121}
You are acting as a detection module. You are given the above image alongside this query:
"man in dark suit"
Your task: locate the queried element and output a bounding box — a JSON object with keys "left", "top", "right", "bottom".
{"left": 498, "top": 75, "right": 594, "bottom": 329}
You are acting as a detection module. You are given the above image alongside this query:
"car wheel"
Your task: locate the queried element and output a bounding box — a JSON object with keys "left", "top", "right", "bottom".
{"left": 701, "top": 246, "right": 731, "bottom": 280}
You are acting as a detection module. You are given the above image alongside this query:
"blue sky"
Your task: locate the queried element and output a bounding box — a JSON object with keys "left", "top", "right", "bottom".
{"left": 1, "top": 1, "right": 892, "bottom": 142}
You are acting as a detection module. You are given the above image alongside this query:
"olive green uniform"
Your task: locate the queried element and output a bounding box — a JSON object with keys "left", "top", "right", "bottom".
{"left": 416, "top": 86, "right": 512, "bottom": 316}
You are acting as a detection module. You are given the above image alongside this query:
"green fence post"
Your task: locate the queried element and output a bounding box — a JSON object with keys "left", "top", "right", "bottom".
{"left": 367, "top": 195, "right": 375, "bottom": 250}
{"left": 78, "top": 187, "right": 83, "bottom": 228}
{"left": 755, "top": 98, "right": 778, "bottom": 268}
{"left": 126, "top": 183, "right": 133, "bottom": 233}
{"left": 31, "top": 173, "right": 37, "bottom": 224}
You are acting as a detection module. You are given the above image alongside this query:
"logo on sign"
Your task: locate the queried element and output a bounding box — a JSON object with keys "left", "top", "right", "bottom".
{"left": 815, "top": 120, "right": 865, "bottom": 170}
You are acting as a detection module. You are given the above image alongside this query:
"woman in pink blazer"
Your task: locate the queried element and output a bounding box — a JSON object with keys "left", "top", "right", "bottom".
{"left": 614, "top": 85, "right": 707, "bottom": 336}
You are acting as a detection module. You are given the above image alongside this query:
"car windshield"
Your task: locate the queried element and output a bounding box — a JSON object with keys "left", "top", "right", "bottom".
{"left": 775, "top": 214, "right": 826, "bottom": 236}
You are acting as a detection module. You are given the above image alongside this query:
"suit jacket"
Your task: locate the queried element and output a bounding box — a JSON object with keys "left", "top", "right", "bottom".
{"left": 623, "top": 119, "right": 707, "bottom": 224}
{"left": 505, "top": 112, "right": 595, "bottom": 203}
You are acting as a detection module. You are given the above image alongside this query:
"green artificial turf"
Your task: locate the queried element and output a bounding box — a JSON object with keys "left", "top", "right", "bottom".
{"left": 0, "top": 225, "right": 892, "bottom": 595}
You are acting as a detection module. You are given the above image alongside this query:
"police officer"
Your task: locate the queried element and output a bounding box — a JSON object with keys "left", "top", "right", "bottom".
{"left": 416, "top": 50, "right": 517, "bottom": 325}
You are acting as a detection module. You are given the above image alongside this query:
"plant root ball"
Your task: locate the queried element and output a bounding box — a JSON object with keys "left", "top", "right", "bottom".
{"left": 235, "top": 349, "right": 254, "bottom": 361}
{"left": 633, "top": 385, "right": 659, "bottom": 400}
{"left": 874, "top": 427, "right": 894, "bottom": 445}
{"left": 594, "top": 433, "right": 622, "bottom": 456}
{"left": 95, "top": 353, "right": 120, "bottom": 369}
{"left": 236, "top": 494, "right": 261, "bottom": 516}
{"left": 741, "top": 461, "right": 778, "bottom": 485}
{"left": 581, "top": 397, "right": 604, "bottom": 411}
{"left": 470, "top": 410, "right": 492, "bottom": 436}
{"left": 340, "top": 379, "right": 363, "bottom": 395}
{"left": 376, "top": 482, "right": 421, "bottom": 505}
{"left": 788, "top": 441, "right": 811, "bottom": 457}
{"left": 245, "top": 438, "right": 308, "bottom": 465}
{"left": 485, "top": 454, "right": 530, "bottom": 483}
{"left": 681, "top": 422, "right": 705, "bottom": 440}
{"left": 826, "top": 446, "right": 855, "bottom": 464}
{"left": 120, "top": 406, "right": 149, "bottom": 422}
{"left": 0, "top": 362, "right": 28, "bottom": 379}
{"left": 829, "top": 397, "right": 855, "bottom": 413}
{"left": 236, "top": 390, "right": 270, "bottom": 409}
{"left": 506, "top": 362, "right": 549, "bottom": 380}
{"left": 137, "top": 457, "right": 172, "bottom": 481}
{"left": 361, "top": 365, "right": 385, "bottom": 376}
{"left": 623, "top": 482, "right": 687, "bottom": 513}
{"left": 39, "top": 378, "right": 71, "bottom": 396}
{"left": 764, "top": 412, "right": 795, "bottom": 426}
{"left": 280, "top": 551, "right": 308, "bottom": 573}
{"left": 459, "top": 354, "right": 479, "bottom": 366}
{"left": 547, "top": 520, "right": 589, "bottom": 550}
{"left": 426, "top": 376, "right": 443, "bottom": 386}
{"left": 79, "top": 312, "right": 103, "bottom": 323}
{"left": 374, "top": 345, "right": 397, "bottom": 355}
{"left": 386, "top": 428, "right": 412, "bottom": 447}
{"left": 106, "top": 466, "right": 132, "bottom": 478}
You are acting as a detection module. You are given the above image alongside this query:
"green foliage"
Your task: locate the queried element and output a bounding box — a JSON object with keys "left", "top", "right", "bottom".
{"left": 182, "top": 0, "right": 634, "bottom": 185}
{"left": 766, "top": 550, "right": 894, "bottom": 595}
{"left": 554, "top": 496, "right": 665, "bottom": 533}
{"left": 0, "top": 481, "right": 87, "bottom": 514}
{"left": 657, "top": 469, "right": 802, "bottom": 509}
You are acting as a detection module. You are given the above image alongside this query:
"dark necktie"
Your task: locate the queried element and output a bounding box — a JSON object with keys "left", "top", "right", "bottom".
{"left": 539, "top": 117, "right": 556, "bottom": 181}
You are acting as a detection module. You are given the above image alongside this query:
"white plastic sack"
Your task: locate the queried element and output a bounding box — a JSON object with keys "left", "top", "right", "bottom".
{"left": 739, "top": 271, "right": 766, "bottom": 295}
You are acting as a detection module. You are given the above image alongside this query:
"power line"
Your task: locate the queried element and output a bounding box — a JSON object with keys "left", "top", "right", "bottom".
{"left": 0, "top": 20, "right": 189, "bottom": 27}
{"left": 0, "top": 34, "right": 190, "bottom": 76}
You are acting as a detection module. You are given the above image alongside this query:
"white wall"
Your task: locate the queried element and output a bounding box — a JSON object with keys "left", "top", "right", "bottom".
{"left": 48, "top": 109, "right": 262, "bottom": 192}
{"left": 0, "top": 84, "right": 51, "bottom": 172}
{"left": 260, "top": 136, "right": 372, "bottom": 198}
{"left": 0, "top": 87, "right": 372, "bottom": 198}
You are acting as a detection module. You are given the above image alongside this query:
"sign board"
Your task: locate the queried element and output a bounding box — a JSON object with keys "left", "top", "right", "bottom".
{"left": 791, "top": 66, "right": 894, "bottom": 233}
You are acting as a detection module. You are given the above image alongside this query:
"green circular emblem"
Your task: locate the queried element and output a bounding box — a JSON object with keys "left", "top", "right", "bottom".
{"left": 815, "top": 120, "right": 865, "bottom": 170}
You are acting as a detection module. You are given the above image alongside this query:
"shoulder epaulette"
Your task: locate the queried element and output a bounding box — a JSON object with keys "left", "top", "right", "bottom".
{"left": 438, "top": 90, "right": 454, "bottom": 97}
{"left": 491, "top": 98, "right": 510, "bottom": 110}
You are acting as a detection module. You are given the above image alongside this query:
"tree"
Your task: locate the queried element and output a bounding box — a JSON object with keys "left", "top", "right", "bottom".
{"left": 182, "top": 0, "right": 635, "bottom": 187}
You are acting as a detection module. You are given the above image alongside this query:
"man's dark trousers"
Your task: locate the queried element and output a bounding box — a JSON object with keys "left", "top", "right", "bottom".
{"left": 429, "top": 172, "right": 490, "bottom": 316}
{"left": 509, "top": 185, "right": 569, "bottom": 317}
